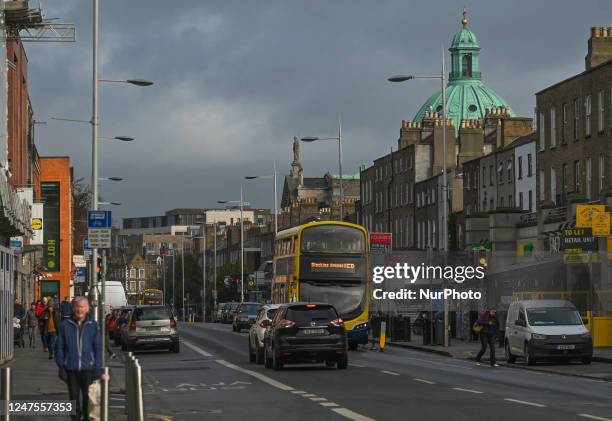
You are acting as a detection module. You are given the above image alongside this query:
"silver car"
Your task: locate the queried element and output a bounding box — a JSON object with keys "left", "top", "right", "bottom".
{"left": 248, "top": 304, "right": 280, "bottom": 364}
{"left": 124, "top": 305, "right": 179, "bottom": 353}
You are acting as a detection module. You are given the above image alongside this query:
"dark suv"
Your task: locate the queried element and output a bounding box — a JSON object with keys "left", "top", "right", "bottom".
{"left": 263, "top": 303, "right": 347, "bottom": 370}
{"left": 232, "top": 302, "right": 262, "bottom": 332}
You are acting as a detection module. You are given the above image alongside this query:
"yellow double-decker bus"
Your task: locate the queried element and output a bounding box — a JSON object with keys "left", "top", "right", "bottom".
{"left": 139, "top": 288, "right": 164, "bottom": 305}
{"left": 273, "top": 221, "right": 369, "bottom": 349}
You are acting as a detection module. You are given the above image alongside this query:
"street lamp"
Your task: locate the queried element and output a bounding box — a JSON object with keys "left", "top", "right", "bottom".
{"left": 301, "top": 116, "right": 344, "bottom": 220}
{"left": 98, "top": 177, "right": 124, "bottom": 182}
{"left": 98, "top": 201, "right": 121, "bottom": 206}
{"left": 388, "top": 50, "right": 449, "bottom": 347}
{"left": 98, "top": 78, "right": 154, "bottom": 86}
{"left": 244, "top": 161, "right": 278, "bottom": 235}
{"left": 218, "top": 187, "right": 250, "bottom": 303}
{"left": 98, "top": 136, "right": 134, "bottom": 142}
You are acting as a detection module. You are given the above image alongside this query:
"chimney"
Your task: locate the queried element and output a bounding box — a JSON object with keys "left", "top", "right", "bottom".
{"left": 585, "top": 26, "right": 612, "bottom": 70}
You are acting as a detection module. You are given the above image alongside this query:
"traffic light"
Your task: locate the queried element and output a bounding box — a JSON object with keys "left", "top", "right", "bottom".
{"left": 478, "top": 249, "right": 488, "bottom": 268}
{"left": 96, "top": 257, "right": 103, "bottom": 281}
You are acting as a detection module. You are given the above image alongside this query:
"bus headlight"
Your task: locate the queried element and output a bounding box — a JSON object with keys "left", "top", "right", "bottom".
{"left": 353, "top": 322, "right": 368, "bottom": 330}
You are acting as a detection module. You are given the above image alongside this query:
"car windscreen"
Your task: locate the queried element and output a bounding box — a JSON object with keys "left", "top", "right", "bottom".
{"left": 239, "top": 304, "right": 261, "bottom": 314}
{"left": 526, "top": 307, "right": 582, "bottom": 326}
{"left": 133, "top": 306, "right": 171, "bottom": 321}
{"left": 300, "top": 225, "right": 365, "bottom": 254}
{"left": 286, "top": 306, "right": 338, "bottom": 326}
{"left": 266, "top": 308, "right": 278, "bottom": 319}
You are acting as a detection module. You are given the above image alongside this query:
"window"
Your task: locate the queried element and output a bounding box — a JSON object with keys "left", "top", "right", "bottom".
{"left": 562, "top": 163, "right": 568, "bottom": 194}
{"left": 138, "top": 281, "right": 145, "bottom": 291}
{"left": 518, "top": 156, "right": 523, "bottom": 179}
{"left": 550, "top": 107, "right": 556, "bottom": 146}
{"left": 574, "top": 160, "right": 581, "bottom": 192}
{"left": 490, "top": 199, "right": 494, "bottom": 210}
{"left": 130, "top": 268, "right": 136, "bottom": 279}
{"left": 508, "top": 159, "right": 513, "bottom": 182}
{"left": 528, "top": 190, "right": 533, "bottom": 212}
{"left": 489, "top": 165, "right": 493, "bottom": 186}
{"left": 130, "top": 281, "right": 136, "bottom": 291}
{"left": 539, "top": 112, "right": 545, "bottom": 150}
{"left": 539, "top": 170, "right": 545, "bottom": 201}
{"left": 600, "top": 154, "right": 605, "bottom": 192}
{"left": 585, "top": 95, "right": 592, "bottom": 137}
{"left": 462, "top": 54, "right": 472, "bottom": 77}
{"left": 500, "top": 197, "right": 504, "bottom": 207}
{"left": 574, "top": 98, "right": 580, "bottom": 141}
{"left": 139, "top": 268, "right": 145, "bottom": 279}
{"left": 519, "top": 192, "right": 524, "bottom": 209}
{"left": 586, "top": 158, "right": 592, "bottom": 200}
{"left": 527, "top": 153, "right": 533, "bottom": 177}
{"left": 598, "top": 90, "right": 605, "bottom": 133}
{"left": 498, "top": 163, "right": 504, "bottom": 184}
{"left": 551, "top": 168, "right": 557, "bottom": 205}
{"left": 509, "top": 194, "right": 513, "bottom": 206}
{"left": 561, "top": 103, "right": 567, "bottom": 143}
{"left": 482, "top": 167, "right": 486, "bottom": 187}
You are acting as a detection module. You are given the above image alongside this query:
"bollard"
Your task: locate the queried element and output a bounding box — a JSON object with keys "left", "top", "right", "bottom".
{"left": 101, "top": 367, "right": 109, "bottom": 421}
{"left": 134, "top": 360, "right": 144, "bottom": 421}
{"left": 379, "top": 321, "right": 387, "bottom": 352}
{"left": 124, "top": 353, "right": 132, "bottom": 416}
{"left": 1, "top": 367, "right": 10, "bottom": 421}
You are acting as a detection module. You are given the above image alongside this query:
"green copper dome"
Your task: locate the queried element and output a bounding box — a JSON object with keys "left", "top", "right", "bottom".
{"left": 413, "top": 11, "right": 514, "bottom": 133}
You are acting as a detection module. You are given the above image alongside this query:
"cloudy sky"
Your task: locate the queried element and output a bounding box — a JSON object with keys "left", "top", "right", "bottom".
{"left": 27, "top": 0, "right": 611, "bottom": 221}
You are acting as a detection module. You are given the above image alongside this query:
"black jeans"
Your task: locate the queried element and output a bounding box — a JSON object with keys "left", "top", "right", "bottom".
{"left": 475, "top": 333, "right": 496, "bottom": 365}
{"left": 66, "top": 370, "right": 94, "bottom": 421}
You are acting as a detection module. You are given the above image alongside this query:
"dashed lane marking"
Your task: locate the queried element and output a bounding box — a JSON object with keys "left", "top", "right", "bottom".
{"left": 182, "top": 340, "right": 213, "bottom": 357}
{"left": 291, "top": 390, "right": 306, "bottom": 394}
{"left": 452, "top": 387, "right": 484, "bottom": 394}
{"left": 504, "top": 398, "right": 547, "bottom": 408}
{"left": 215, "top": 359, "right": 294, "bottom": 391}
{"left": 310, "top": 397, "right": 327, "bottom": 402}
{"left": 380, "top": 370, "right": 400, "bottom": 376}
{"left": 413, "top": 378, "right": 435, "bottom": 384}
{"left": 320, "top": 402, "right": 340, "bottom": 407}
{"left": 302, "top": 394, "right": 317, "bottom": 397}
{"left": 349, "top": 363, "right": 365, "bottom": 368}
{"left": 577, "top": 414, "right": 612, "bottom": 421}
{"left": 332, "top": 407, "right": 376, "bottom": 421}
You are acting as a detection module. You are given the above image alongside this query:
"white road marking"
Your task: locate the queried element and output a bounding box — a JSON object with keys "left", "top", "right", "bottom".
{"left": 452, "top": 387, "right": 483, "bottom": 394}
{"left": 504, "top": 398, "right": 547, "bottom": 408}
{"left": 109, "top": 397, "right": 125, "bottom": 401}
{"left": 332, "top": 407, "right": 376, "bottom": 421}
{"left": 214, "top": 359, "right": 294, "bottom": 391}
{"left": 182, "top": 340, "right": 213, "bottom": 357}
{"left": 291, "top": 390, "right": 306, "bottom": 394}
{"left": 577, "top": 414, "right": 612, "bottom": 421}
{"left": 321, "top": 402, "right": 340, "bottom": 407}
{"left": 349, "top": 363, "right": 365, "bottom": 368}
{"left": 380, "top": 370, "right": 400, "bottom": 376}
{"left": 302, "top": 394, "right": 317, "bottom": 397}
{"left": 310, "top": 397, "right": 327, "bottom": 402}
{"left": 413, "top": 378, "right": 435, "bottom": 384}
{"left": 109, "top": 405, "right": 124, "bottom": 409}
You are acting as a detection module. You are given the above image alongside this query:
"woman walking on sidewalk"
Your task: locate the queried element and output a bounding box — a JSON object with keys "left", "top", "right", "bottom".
{"left": 25, "top": 303, "right": 38, "bottom": 348}
{"left": 474, "top": 307, "right": 499, "bottom": 367}
{"left": 43, "top": 303, "right": 59, "bottom": 359}
{"left": 36, "top": 298, "right": 47, "bottom": 351}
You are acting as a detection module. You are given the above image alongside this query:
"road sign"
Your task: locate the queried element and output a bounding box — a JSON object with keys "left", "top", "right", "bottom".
{"left": 576, "top": 204, "right": 605, "bottom": 228}
{"left": 562, "top": 228, "right": 595, "bottom": 252}
{"left": 83, "top": 238, "right": 91, "bottom": 250}
{"left": 87, "top": 210, "right": 112, "bottom": 228}
{"left": 370, "top": 232, "right": 392, "bottom": 255}
{"left": 88, "top": 228, "right": 112, "bottom": 249}
{"left": 592, "top": 212, "right": 610, "bottom": 237}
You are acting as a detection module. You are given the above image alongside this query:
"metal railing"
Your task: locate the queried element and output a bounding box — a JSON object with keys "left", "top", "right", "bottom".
{"left": 125, "top": 353, "right": 144, "bottom": 421}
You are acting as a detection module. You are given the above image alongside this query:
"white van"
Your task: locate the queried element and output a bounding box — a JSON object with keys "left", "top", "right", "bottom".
{"left": 94, "top": 281, "right": 128, "bottom": 316}
{"left": 504, "top": 299, "right": 593, "bottom": 365}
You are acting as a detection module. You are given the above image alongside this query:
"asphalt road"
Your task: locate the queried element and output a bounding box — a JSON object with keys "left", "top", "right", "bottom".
{"left": 129, "top": 322, "right": 612, "bottom": 421}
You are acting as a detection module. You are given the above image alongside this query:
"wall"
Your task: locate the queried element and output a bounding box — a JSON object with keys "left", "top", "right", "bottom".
{"left": 39, "top": 157, "right": 72, "bottom": 301}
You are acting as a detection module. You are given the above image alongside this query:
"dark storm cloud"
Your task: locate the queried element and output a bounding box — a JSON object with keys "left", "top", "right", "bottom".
{"left": 25, "top": 0, "right": 609, "bottom": 219}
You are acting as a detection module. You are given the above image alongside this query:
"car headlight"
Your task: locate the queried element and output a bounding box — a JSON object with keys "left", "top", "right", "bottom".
{"left": 531, "top": 333, "right": 547, "bottom": 340}
{"left": 580, "top": 332, "right": 592, "bottom": 339}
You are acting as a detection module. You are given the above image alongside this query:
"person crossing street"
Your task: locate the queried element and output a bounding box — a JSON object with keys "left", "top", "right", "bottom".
{"left": 474, "top": 307, "right": 499, "bottom": 367}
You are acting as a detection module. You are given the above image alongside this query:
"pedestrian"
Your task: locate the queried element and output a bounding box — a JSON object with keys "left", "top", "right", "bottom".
{"left": 55, "top": 297, "right": 102, "bottom": 421}
{"left": 14, "top": 298, "right": 25, "bottom": 320}
{"left": 35, "top": 298, "right": 47, "bottom": 351}
{"left": 474, "top": 307, "right": 499, "bottom": 367}
{"left": 43, "top": 303, "right": 59, "bottom": 359}
{"left": 60, "top": 296, "right": 73, "bottom": 321}
{"left": 25, "top": 302, "right": 38, "bottom": 348}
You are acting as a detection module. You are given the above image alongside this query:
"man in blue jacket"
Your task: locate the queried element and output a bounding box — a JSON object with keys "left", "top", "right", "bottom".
{"left": 55, "top": 296, "right": 102, "bottom": 421}
{"left": 60, "top": 296, "right": 73, "bottom": 321}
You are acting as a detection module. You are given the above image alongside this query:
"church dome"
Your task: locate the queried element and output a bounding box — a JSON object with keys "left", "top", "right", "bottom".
{"left": 413, "top": 10, "right": 513, "bottom": 132}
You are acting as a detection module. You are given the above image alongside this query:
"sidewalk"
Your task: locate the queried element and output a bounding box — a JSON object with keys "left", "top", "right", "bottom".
{"left": 388, "top": 334, "right": 612, "bottom": 362}
{"left": 2, "top": 343, "right": 127, "bottom": 420}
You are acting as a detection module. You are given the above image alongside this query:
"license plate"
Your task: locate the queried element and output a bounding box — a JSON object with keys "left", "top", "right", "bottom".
{"left": 557, "top": 344, "right": 575, "bottom": 350}
{"left": 146, "top": 327, "right": 161, "bottom": 331}
{"left": 303, "top": 329, "right": 326, "bottom": 335}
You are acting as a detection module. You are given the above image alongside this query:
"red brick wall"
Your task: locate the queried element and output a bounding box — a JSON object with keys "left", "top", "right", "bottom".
{"left": 7, "top": 41, "right": 30, "bottom": 188}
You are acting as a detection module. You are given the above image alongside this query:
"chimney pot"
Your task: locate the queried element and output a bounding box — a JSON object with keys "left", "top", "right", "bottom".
{"left": 592, "top": 27, "right": 600, "bottom": 37}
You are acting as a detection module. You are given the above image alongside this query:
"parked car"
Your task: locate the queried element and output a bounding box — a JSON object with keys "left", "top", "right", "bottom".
{"left": 225, "top": 303, "right": 240, "bottom": 324}
{"left": 214, "top": 303, "right": 226, "bottom": 323}
{"left": 504, "top": 299, "right": 593, "bottom": 365}
{"left": 263, "top": 302, "right": 348, "bottom": 370}
{"left": 248, "top": 304, "right": 280, "bottom": 364}
{"left": 232, "top": 302, "right": 262, "bottom": 332}
{"left": 114, "top": 307, "right": 133, "bottom": 346}
{"left": 122, "top": 305, "right": 179, "bottom": 353}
